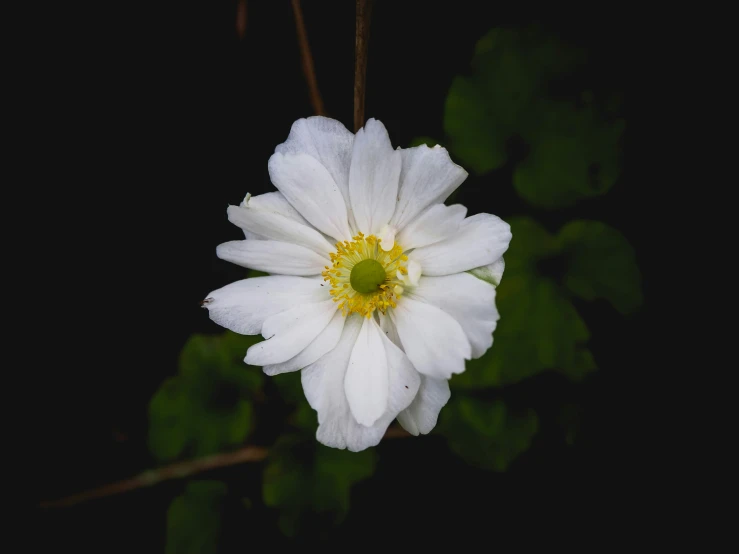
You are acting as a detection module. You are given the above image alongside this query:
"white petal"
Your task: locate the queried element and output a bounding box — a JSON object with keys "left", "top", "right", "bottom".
{"left": 378, "top": 312, "right": 402, "bottom": 348}
{"left": 227, "top": 205, "right": 333, "bottom": 256}
{"left": 408, "top": 213, "right": 512, "bottom": 276}
{"left": 409, "top": 273, "right": 499, "bottom": 359}
{"left": 244, "top": 191, "right": 310, "bottom": 223}
{"left": 239, "top": 192, "right": 311, "bottom": 240}
{"left": 396, "top": 376, "right": 450, "bottom": 436}
{"left": 203, "top": 276, "right": 327, "bottom": 335}
{"left": 263, "top": 310, "right": 345, "bottom": 376}
{"left": 389, "top": 144, "right": 468, "bottom": 231}
{"left": 302, "top": 315, "right": 420, "bottom": 452}
{"left": 396, "top": 204, "right": 467, "bottom": 250}
{"left": 380, "top": 325, "right": 421, "bottom": 415}
{"left": 245, "top": 300, "right": 337, "bottom": 365}
{"left": 398, "top": 259, "right": 422, "bottom": 288}
{"left": 344, "top": 317, "right": 389, "bottom": 426}
{"left": 216, "top": 240, "right": 328, "bottom": 276}
{"left": 348, "top": 119, "right": 401, "bottom": 235}
{"left": 268, "top": 152, "right": 353, "bottom": 242}
{"left": 390, "top": 296, "right": 471, "bottom": 380}
{"left": 378, "top": 224, "right": 396, "bottom": 251}
{"left": 468, "top": 257, "right": 506, "bottom": 287}
{"left": 274, "top": 116, "right": 354, "bottom": 222}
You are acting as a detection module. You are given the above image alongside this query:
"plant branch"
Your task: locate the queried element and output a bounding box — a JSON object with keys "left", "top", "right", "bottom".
{"left": 291, "top": 0, "right": 325, "bottom": 116}
{"left": 354, "top": 0, "right": 374, "bottom": 132}
{"left": 39, "top": 427, "right": 410, "bottom": 509}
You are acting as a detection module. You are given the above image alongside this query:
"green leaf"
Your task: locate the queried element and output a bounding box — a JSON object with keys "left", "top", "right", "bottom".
{"left": 271, "top": 371, "right": 305, "bottom": 404}
{"left": 408, "top": 136, "right": 441, "bottom": 148}
{"left": 513, "top": 102, "right": 625, "bottom": 208}
{"left": 439, "top": 397, "right": 538, "bottom": 471}
{"left": 263, "top": 438, "right": 376, "bottom": 536}
{"left": 149, "top": 332, "right": 263, "bottom": 462}
{"left": 148, "top": 378, "right": 190, "bottom": 462}
{"left": 455, "top": 217, "right": 641, "bottom": 388}
{"left": 166, "top": 481, "right": 227, "bottom": 554}
{"left": 452, "top": 217, "right": 596, "bottom": 388}
{"left": 559, "top": 220, "right": 643, "bottom": 314}
{"left": 444, "top": 75, "right": 508, "bottom": 174}
{"left": 442, "top": 26, "right": 623, "bottom": 208}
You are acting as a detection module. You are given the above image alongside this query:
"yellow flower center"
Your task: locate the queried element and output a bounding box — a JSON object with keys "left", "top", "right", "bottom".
{"left": 322, "top": 232, "right": 409, "bottom": 318}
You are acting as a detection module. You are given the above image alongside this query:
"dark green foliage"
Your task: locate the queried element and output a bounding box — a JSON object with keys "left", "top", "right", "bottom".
{"left": 262, "top": 438, "right": 376, "bottom": 536}
{"left": 439, "top": 397, "right": 538, "bottom": 471}
{"left": 442, "top": 26, "right": 624, "bottom": 208}
{"left": 559, "top": 220, "right": 643, "bottom": 315}
{"left": 454, "top": 217, "right": 640, "bottom": 389}
{"left": 149, "top": 332, "right": 264, "bottom": 462}
{"left": 166, "top": 481, "right": 227, "bottom": 554}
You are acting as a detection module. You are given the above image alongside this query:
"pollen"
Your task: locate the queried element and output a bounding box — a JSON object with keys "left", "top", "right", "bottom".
{"left": 322, "top": 232, "right": 409, "bottom": 318}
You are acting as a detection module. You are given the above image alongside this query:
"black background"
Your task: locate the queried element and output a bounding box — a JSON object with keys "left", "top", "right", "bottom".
{"left": 34, "top": 1, "right": 656, "bottom": 549}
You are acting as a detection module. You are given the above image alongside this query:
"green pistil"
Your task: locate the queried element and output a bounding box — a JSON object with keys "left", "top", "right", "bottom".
{"left": 350, "top": 259, "right": 386, "bottom": 294}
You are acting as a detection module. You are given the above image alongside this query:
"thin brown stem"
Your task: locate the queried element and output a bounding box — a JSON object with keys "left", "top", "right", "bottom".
{"left": 39, "top": 427, "right": 409, "bottom": 509}
{"left": 291, "top": 0, "right": 326, "bottom": 116}
{"left": 354, "top": 0, "right": 374, "bottom": 132}
{"left": 38, "top": 446, "right": 268, "bottom": 509}
{"left": 235, "top": 0, "right": 247, "bottom": 40}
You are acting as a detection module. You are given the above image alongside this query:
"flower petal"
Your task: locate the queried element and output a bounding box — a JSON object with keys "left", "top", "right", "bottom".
{"left": 227, "top": 205, "right": 333, "bottom": 256}
{"left": 302, "top": 315, "right": 420, "bottom": 451}
{"left": 216, "top": 240, "right": 328, "bottom": 276}
{"left": 396, "top": 376, "right": 450, "bottom": 436}
{"left": 390, "top": 296, "right": 471, "bottom": 380}
{"left": 396, "top": 203, "right": 467, "bottom": 250}
{"left": 348, "top": 119, "right": 401, "bottom": 235}
{"left": 245, "top": 300, "right": 338, "bottom": 365}
{"left": 344, "top": 317, "right": 389, "bottom": 426}
{"left": 409, "top": 273, "right": 499, "bottom": 359}
{"left": 380, "top": 325, "right": 421, "bottom": 415}
{"left": 238, "top": 192, "right": 311, "bottom": 240}
{"left": 203, "top": 276, "right": 327, "bottom": 335}
{"left": 263, "top": 310, "right": 345, "bottom": 376}
{"left": 468, "top": 257, "right": 506, "bottom": 287}
{"left": 274, "top": 116, "right": 354, "bottom": 219}
{"left": 408, "top": 213, "right": 512, "bottom": 276}
{"left": 268, "top": 152, "right": 353, "bottom": 242}
{"left": 389, "top": 144, "right": 468, "bottom": 231}
{"left": 378, "top": 312, "right": 402, "bottom": 347}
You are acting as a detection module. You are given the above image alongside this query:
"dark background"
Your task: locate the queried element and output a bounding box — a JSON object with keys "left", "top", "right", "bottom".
{"left": 35, "top": 1, "right": 654, "bottom": 549}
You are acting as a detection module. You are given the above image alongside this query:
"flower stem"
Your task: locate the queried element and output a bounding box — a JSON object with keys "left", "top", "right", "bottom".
{"left": 354, "top": 0, "right": 374, "bottom": 132}
{"left": 291, "top": 0, "right": 326, "bottom": 116}
{"left": 38, "top": 427, "right": 409, "bottom": 509}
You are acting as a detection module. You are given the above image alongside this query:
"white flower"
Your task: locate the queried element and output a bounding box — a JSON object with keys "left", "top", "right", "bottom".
{"left": 204, "top": 117, "right": 512, "bottom": 452}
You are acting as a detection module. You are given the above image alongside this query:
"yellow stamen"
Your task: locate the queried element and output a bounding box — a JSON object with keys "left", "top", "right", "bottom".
{"left": 322, "top": 233, "right": 409, "bottom": 318}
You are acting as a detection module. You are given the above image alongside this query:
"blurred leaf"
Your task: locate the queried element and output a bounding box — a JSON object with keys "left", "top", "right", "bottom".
{"left": 166, "top": 481, "right": 226, "bottom": 554}
{"left": 444, "top": 75, "right": 508, "bottom": 174}
{"left": 439, "top": 397, "right": 538, "bottom": 471}
{"left": 408, "top": 136, "right": 440, "bottom": 148}
{"left": 272, "top": 371, "right": 318, "bottom": 433}
{"left": 271, "top": 371, "right": 305, "bottom": 404}
{"left": 559, "top": 220, "right": 642, "bottom": 314}
{"left": 263, "top": 438, "right": 375, "bottom": 536}
{"left": 453, "top": 217, "right": 641, "bottom": 388}
{"left": 149, "top": 378, "right": 190, "bottom": 462}
{"left": 513, "top": 102, "right": 625, "bottom": 208}
{"left": 149, "top": 332, "right": 263, "bottom": 462}
{"left": 247, "top": 269, "right": 269, "bottom": 278}
{"left": 442, "top": 26, "right": 623, "bottom": 208}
